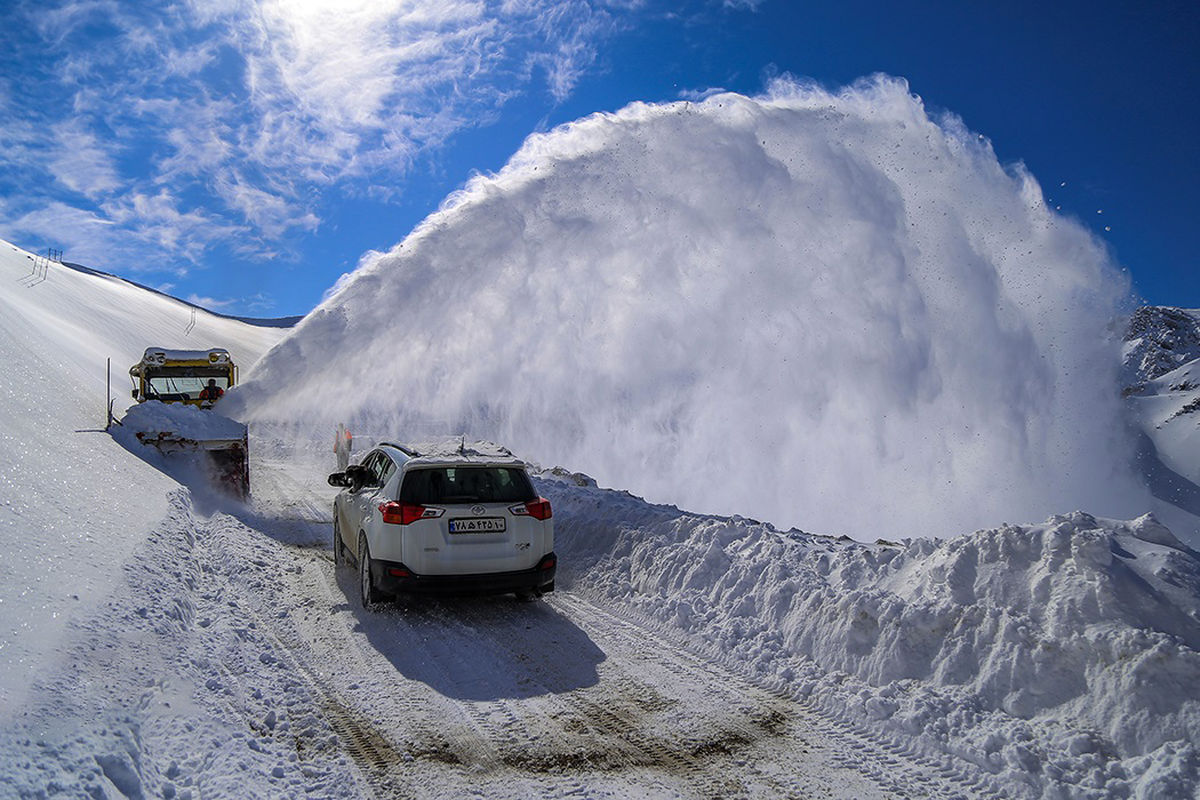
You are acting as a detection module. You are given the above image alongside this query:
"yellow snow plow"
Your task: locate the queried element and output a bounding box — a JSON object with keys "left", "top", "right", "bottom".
{"left": 124, "top": 347, "right": 249, "bottom": 497}
{"left": 129, "top": 347, "right": 237, "bottom": 406}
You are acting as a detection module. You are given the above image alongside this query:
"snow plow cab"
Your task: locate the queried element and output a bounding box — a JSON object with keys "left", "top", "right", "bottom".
{"left": 125, "top": 347, "right": 249, "bottom": 498}
{"left": 129, "top": 347, "right": 237, "bottom": 406}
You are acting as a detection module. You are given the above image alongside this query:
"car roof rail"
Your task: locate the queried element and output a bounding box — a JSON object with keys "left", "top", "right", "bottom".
{"left": 379, "top": 441, "right": 421, "bottom": 458}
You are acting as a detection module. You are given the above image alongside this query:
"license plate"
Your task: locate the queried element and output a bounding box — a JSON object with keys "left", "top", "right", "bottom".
{"left": 449, "top": 517, "right": 506, "bottom": 534}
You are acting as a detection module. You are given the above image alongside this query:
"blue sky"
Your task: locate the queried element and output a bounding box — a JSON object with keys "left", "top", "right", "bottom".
{"left": 1, "top": 0, "right": 1195, "bottom": 316}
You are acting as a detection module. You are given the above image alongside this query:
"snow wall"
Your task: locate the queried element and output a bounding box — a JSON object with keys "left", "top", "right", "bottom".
{"left": 232, "top": 76, "right": 1150, "bottom": 540}
{"left": 542, "top": 472, "right": 1200, "bottom": 794}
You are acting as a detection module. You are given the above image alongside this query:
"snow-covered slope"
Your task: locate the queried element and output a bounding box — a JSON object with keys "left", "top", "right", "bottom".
{"left": 230, "top": 78, "right": 1152, "bottom": 542}
{"left": 1136, "top": 358, "right": 1200, "bottom": 487}
{"left": 0, "top": 238, "right": 287, "bottom": 710}
{"left": 1124, "top": 307, "right": 1200, "bottom": 531}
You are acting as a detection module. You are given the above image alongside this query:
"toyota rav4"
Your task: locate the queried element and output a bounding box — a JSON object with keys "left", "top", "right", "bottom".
{"left": 329, "top": 442, "right": 556, "bottom": 609}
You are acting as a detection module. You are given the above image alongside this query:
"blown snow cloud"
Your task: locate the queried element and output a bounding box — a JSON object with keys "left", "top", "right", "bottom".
{"left": 234, "top": 77, "right": 1150, "bottom": 539}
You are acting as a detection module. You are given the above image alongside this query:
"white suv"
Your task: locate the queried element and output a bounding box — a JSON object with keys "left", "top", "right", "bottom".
{"left": 329, "top": 442, "right": 556, "bottom": 609}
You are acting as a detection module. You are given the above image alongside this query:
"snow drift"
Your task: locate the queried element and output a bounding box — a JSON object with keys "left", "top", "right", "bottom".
{"left": 230, "top": 76, "right": 1149, "bottom": 539}
{"left": 542, "top": 472, "right": 1200, "bottom": 796}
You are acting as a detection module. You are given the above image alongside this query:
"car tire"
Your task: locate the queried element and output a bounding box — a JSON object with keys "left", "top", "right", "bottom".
{"left": 358, "top": 532, "right": 386, "bottom": 610}
{"left": 333, "top": 515, "right": 347, "bottom": 567}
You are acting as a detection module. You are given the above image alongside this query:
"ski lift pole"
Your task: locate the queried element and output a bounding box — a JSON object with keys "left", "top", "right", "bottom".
{"left": 105, "top": 357, "right": 117, "bottom": 431}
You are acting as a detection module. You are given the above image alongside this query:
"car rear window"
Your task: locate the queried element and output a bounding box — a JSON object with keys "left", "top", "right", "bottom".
{"left": 399, "top": 467, "right": 536, "bottom": 505}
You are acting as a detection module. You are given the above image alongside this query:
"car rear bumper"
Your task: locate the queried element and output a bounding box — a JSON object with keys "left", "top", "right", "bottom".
{"left": 371, "top": 552, "right": 557, "bottom": 596}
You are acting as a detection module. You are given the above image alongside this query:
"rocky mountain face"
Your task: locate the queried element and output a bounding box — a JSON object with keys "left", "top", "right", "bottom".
{"left": 1123, "top": 306, "right": 1200, "bottom": 524}
{"left": 1123, "top": 305, "right": 1200, "bottom": 393}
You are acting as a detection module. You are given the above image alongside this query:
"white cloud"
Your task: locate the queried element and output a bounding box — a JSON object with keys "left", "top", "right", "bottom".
{"left": 0, "top": 200, "right": 118, "bottom": 271}
{"left": 239, "top": 292, "right": 277, "bottom": 313}
{"left": 101, "top": 189, "right": 245, "bottom": 260}
{"left": 154, "top": 109, "right": 236, "bottom": 181}
{"left": 525, "top": 2, "right": 618, "bottom": 101}
{"left": 0, "top": 190, "right": 244, "bottom": 277}
{"left": 199, "top": 0, "right": 625, "bottom": 184}
{"left": 0, "top": 0, "right": 629, "bottom": 274}
{"left": 212, "top": 173, "right": 321, "bottom": 240}
{"left": 48, "top": 122, "right": 124, "bottom": 198}
{"left": 27, "top": 0, "right": 119, "bottom": 43}
{"left": 184, "top": 293, "right": 235, "bottom": 310}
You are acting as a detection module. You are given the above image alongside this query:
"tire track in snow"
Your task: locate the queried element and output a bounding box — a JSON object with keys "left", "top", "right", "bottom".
{"left": 293, "top": 548, "right": 898, "bottom": 798}
{"left": 249, "top": 453, "right": 334, "bottom": 526}
{"left": 550, "top": 593, "right": 896, "bottom": 799}
{"left": 554, "top": 593, "right": 1006, "bottom": 799}
{"left": 188, "top": 506, "right": 399, "bottom": 798}
{"left": 255, "top": 544, "right": 508, "bottom": 797}
{"left": 261, "top": 542, "right": 805, "bottom": 797}
{"left": 240, "top": 455, "right": 1001, "bottom": 798}
{"left": 439, "top": 597, "right": 797, "bottom": 798}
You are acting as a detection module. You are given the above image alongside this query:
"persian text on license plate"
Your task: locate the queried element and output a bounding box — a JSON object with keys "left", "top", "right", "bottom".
{"left": 449, "top": 517, "right": 506, "bottom": 534}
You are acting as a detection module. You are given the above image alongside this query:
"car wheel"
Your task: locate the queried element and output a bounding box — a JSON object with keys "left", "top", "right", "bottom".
{"left": 358, "top": 532, "right": 386, "bottom": 610}
{"left": 333, "top": 515, "right": 347, "bottom": 567}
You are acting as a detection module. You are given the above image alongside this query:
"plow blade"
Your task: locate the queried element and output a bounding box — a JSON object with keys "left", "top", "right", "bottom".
{"left": 134, "top": 428, "right": 250, "bottom": 498}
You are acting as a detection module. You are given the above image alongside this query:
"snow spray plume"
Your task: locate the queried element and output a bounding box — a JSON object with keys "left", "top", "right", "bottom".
{"left": 230, "top": 76, "right": 1150, "bottom": 539}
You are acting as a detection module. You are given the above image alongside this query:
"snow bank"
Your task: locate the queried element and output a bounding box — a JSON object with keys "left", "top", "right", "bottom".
{"left": 541, "top": 472, "right": 1200, "bottom": 796}
{"left": 230, "top": 76, "right": 1150, "bottom": 540}
{"left": 0, "top": 490, "right": 360, "bottom": 799}
{"left": 118, "top": 400, "right": 250, "bottom": 442}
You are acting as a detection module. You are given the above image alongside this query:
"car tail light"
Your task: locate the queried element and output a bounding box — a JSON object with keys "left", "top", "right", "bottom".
{"left": 537, "top": 554, "right": 557, "bottom": 571}
{"left": 378, "top": 502, "right": 443, "bottom": 525}
{"left": 387, "top": 565, "right": 412, "bottom": 578}
{"left": 510, "top": 497, "right": 552, "bottom": 521}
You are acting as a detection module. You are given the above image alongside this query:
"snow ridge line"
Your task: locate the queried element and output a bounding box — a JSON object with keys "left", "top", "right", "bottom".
{"left": 552, "top": 591, "right": 1005, "bottom": 799}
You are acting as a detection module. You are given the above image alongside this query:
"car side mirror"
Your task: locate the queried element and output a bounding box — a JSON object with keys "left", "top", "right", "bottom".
{"left": 327, "top": 472, "right": 352, "bottom": 488}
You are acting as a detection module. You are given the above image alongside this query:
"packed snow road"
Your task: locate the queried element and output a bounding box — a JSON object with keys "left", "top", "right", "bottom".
{"left": 274, "top": 555, "right": 893, "bottom": 798}
{"left": 237, "top": 450, "right": 982, "bottom": 799}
